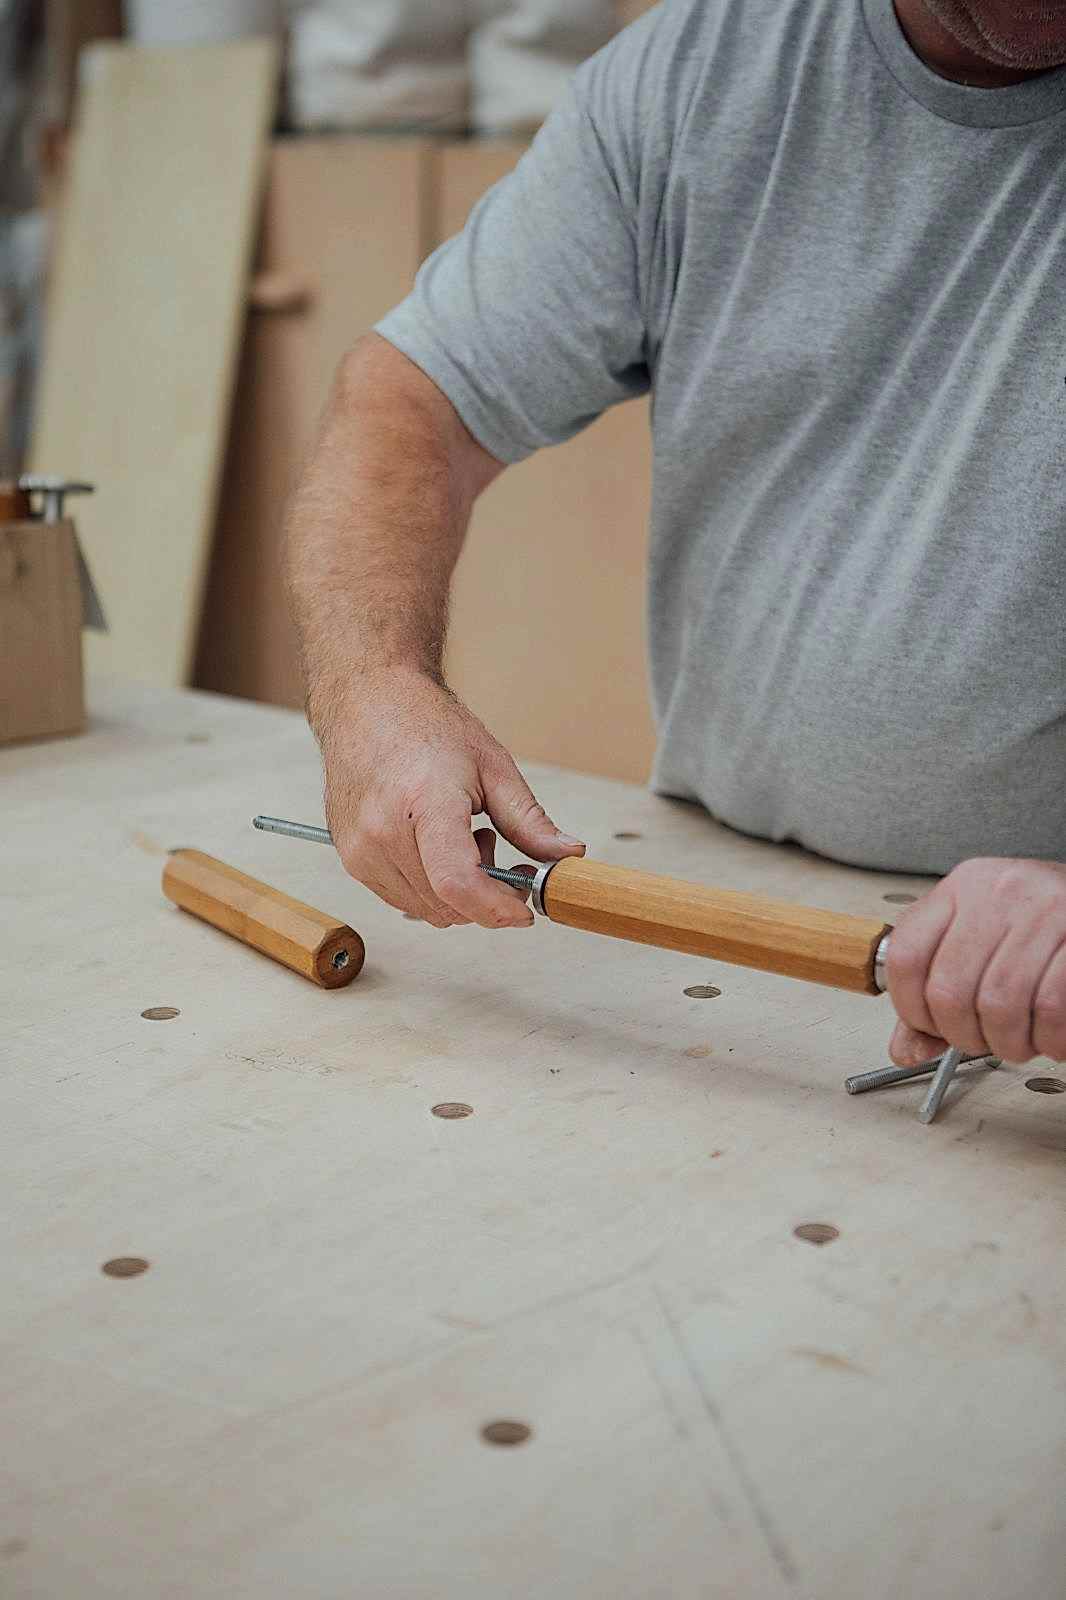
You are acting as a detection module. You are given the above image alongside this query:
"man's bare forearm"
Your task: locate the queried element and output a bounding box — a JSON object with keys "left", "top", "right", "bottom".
{"left": 284, "top": 333, "right": 502, "bottom": 736}
{"left": 282, "top": 332, "right": 583, "bottom": 930}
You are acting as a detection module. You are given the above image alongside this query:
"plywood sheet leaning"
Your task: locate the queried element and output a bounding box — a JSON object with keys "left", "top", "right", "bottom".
{"left": 437, "top": 141, "right": 656, "bottom": 785}
{"left": 30, "top": 38, "right": 279, "bottom": 686}
{"left": 195, "top": 137, "right": 430, "bottom": 709}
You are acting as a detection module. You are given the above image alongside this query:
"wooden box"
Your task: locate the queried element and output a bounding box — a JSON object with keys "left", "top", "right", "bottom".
{"left": 0, "top": 517, "right": 85, "bottom": 743}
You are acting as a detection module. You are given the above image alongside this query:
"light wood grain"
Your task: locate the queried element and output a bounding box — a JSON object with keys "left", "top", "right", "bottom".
{"left": 0, "top": 517, "right": 84, "bottom": 743}
{"left": 195, "top": 136, "right": 429, "bottom": 709}
{"left": 3, "top": 677, "right": 1064, "bottom": 1600}
{"left": 163, "top": 848, "right": 364, "bottom": 989}
{"left": 543, "top": 857, "right": 890, "bottom": 993}
{"left": 30, "top": 38, "right": 278, "bottom": 686}
{"left": 437, "top": 140, "right": 657, "bottom": 784}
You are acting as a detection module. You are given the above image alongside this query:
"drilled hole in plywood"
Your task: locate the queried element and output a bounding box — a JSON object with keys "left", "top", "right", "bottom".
{"left": 141, "top": 1007, "right": 179, "bottom": 1021}
{"left": 613, "top": 831, "right": 642, "bottom": 841}
{"left": 102, "top": 1257, "right": 150, "bottom": 1278}
{"left": 1025, "top": 1077, "right": 1066, "bottom": 1095}
{"left": 684, "top": 985, "right": 722, "bottom": 1000}
{"left": 794, "top": 1223, "right": 839, "bottom": 1246}
{"left": 432, "top": 1102, "right": 473, "bottom": 1120}
{"left": 884, "top": 892, "right": 918, "bottom": 906}
{"left": 481, "top": 1420, "right": 531, "bottom": 1446}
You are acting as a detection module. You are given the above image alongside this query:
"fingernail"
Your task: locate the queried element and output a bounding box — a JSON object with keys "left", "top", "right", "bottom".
{"left": 556, "top": 834, "right": 585, "bottom": 847}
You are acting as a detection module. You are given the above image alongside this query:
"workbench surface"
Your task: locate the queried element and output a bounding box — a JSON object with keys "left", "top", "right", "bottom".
{"left": 4, "top": 680, "right": 1064, "bottom": 1599}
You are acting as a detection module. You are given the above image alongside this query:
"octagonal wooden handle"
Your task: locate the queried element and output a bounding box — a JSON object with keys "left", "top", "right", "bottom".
{"left": 163, "top": 849, "right": 364, "bottom": 989}
{"left": 541, "top": 857, "right": 889, "bottom": 994}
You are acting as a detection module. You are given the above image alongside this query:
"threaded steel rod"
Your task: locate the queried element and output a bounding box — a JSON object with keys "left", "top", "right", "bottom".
{"left": 254, "top": 815, "right": 533, "bottom": 893}
{"left": 846, "top": 1052, "right": 997, "bottom": 1097}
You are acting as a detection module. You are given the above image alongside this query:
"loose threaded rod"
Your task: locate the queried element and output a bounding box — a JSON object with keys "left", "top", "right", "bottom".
{"left": 845, "top": 1052, "right": 996, "bottom": 1097}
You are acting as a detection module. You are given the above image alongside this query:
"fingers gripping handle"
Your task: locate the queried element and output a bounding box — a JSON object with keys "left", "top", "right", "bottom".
{"left": 537, "top": 858, "right": 891, "bottom": 995}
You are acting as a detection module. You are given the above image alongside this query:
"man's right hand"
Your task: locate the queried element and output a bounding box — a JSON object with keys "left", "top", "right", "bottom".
{"left": 320, "top": 668, "right": 587, "bottom": 930}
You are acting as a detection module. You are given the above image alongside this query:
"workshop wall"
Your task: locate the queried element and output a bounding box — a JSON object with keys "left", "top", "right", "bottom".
{"left": 26, "top": 0, "right": 661, "bottom": 780}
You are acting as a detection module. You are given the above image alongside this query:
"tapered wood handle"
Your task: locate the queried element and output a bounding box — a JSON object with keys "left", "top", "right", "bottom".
{"left": 162, "top": 850, "right": 365, "bottom": 989}
{"left": 541, "top": 858, "right": 889, "bottom": 994}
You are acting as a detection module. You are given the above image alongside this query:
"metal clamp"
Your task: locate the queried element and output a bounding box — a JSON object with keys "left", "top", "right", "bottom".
{"left": 530, "top": 861, "right": 558, "bottom": 917}
{"left": 874, "top": 933, "right": 890, "bottom": 994}
{"left": 18, "top": 476, "right": 95, "bottom": 524}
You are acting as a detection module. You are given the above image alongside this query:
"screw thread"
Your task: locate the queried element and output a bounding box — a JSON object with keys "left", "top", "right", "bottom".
{"left": 483, "top": 866, "right": 534, "bottom": 893}
{"left": 845, "top": 1062, "right": 933, "bottom": 1096}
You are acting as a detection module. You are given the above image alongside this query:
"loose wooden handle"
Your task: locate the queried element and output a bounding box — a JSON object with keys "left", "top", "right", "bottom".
{"left": 542, "top": 858, "right": 889, "bottom": 994}
{"left": 162, "top": 850, "right": 365, "bottom": 989}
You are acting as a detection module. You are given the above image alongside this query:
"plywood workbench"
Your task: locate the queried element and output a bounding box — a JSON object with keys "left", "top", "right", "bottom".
{"left": 3, "top": 679, "right": 1065, "bottom": 1599}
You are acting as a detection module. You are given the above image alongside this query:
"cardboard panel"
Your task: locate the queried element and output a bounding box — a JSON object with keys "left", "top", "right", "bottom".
{"left": 195, "top": 137, "right": 430, "bottom": 708}
{"left": 30, "top": 38, "right": 278, "bottom": 686}
{"left": 438, "top": 141, "right": 656, "bottom": 783}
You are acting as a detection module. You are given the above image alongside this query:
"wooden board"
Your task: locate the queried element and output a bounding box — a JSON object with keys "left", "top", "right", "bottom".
{"left": 194, "top": 136, "right": 431, "bottom": 709}
{"left": 437, "top": 142, "right": 657, "bottom": 784}
{"left": 3, "top": 675, "right": 1066, "bottom": 1599}
{"left": 30, "top": 38, "right": 279, "bottom": 686}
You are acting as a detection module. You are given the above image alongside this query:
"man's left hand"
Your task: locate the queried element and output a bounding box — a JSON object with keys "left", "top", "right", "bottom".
{"left": 885, "top": 858, "right": 1066, "bottom": 1066}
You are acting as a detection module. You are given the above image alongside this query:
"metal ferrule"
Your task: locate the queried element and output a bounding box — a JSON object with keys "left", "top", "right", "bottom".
{"left": 531, "top": 861, "right": 558, "bottom": 918}
{"left": 874, "top": 933, "right": 891, "bottom": 994}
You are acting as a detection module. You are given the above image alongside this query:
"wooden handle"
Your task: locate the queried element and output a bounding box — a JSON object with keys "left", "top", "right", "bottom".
{"left": 541, "top": 858, "right": 889, "bottom": 994}
{"left": 162, "top": 850, "right": 364, "bottom": 989}
{"left": 0, "top": 481, "right": 31, "bottom": 521}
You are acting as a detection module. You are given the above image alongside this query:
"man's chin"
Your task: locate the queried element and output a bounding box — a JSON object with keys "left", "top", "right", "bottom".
{"left": 919, "top": 0, "right": 1066, "bottom": 70}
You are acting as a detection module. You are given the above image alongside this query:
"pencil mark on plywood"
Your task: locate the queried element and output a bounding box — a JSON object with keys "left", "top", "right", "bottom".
{"left": 790, "top": 1347, "right": 869, "bottom": 1377}
{"left": 654, "top": 1284, "right": 800, "bottom": 1589}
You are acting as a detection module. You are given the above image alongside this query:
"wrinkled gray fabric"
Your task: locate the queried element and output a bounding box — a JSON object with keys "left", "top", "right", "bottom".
{"left": 376, "top": 0, "right": 1066, "bottom": 875}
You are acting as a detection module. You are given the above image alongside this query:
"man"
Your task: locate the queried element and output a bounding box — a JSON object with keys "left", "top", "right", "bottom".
{"left": 284, "top": 0, "right": 1066, "bottom": 1071}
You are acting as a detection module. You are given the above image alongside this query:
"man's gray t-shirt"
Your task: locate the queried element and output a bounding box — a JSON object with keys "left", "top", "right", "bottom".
{"left": 376, "top": 0, "right": 1066, "bottom": 876}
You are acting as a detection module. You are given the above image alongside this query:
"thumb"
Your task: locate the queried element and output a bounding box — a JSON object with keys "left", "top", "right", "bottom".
{"left": 483, "top": 756, "right": 586, "bottom": 862}
{"left": 890, "top": 1018, "right": 947, "bottom": 1068}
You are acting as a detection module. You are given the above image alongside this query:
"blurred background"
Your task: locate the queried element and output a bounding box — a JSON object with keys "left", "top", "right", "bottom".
{"left": 3, "top": 0, "right": 658, "bottom": 779}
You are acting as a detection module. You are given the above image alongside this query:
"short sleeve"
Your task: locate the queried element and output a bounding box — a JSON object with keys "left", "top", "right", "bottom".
{"left": 374, "top": 52, "right": 651, "bottom": 464}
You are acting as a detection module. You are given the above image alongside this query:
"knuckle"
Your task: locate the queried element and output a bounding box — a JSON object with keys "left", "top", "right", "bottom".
{"left": 429, "top": 869, "right": 474, "bottom": 904}
{"left": 924, "top": 978, "right": 968, "bottom": 1019}
{"left": 978, "top": 983, "right": 1023, "bottom": 1029}
{"left": 516, "top": 795, "right": 547, "bottom": 823}
{"left": 1034, "top": 986, "right": 1066, "bottom": 1032}
{"left": 359, "top": 807, "right": 393, "bottom": 849}
{"left": 989, "top": 859, "right": 1030, "bottom": 902}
